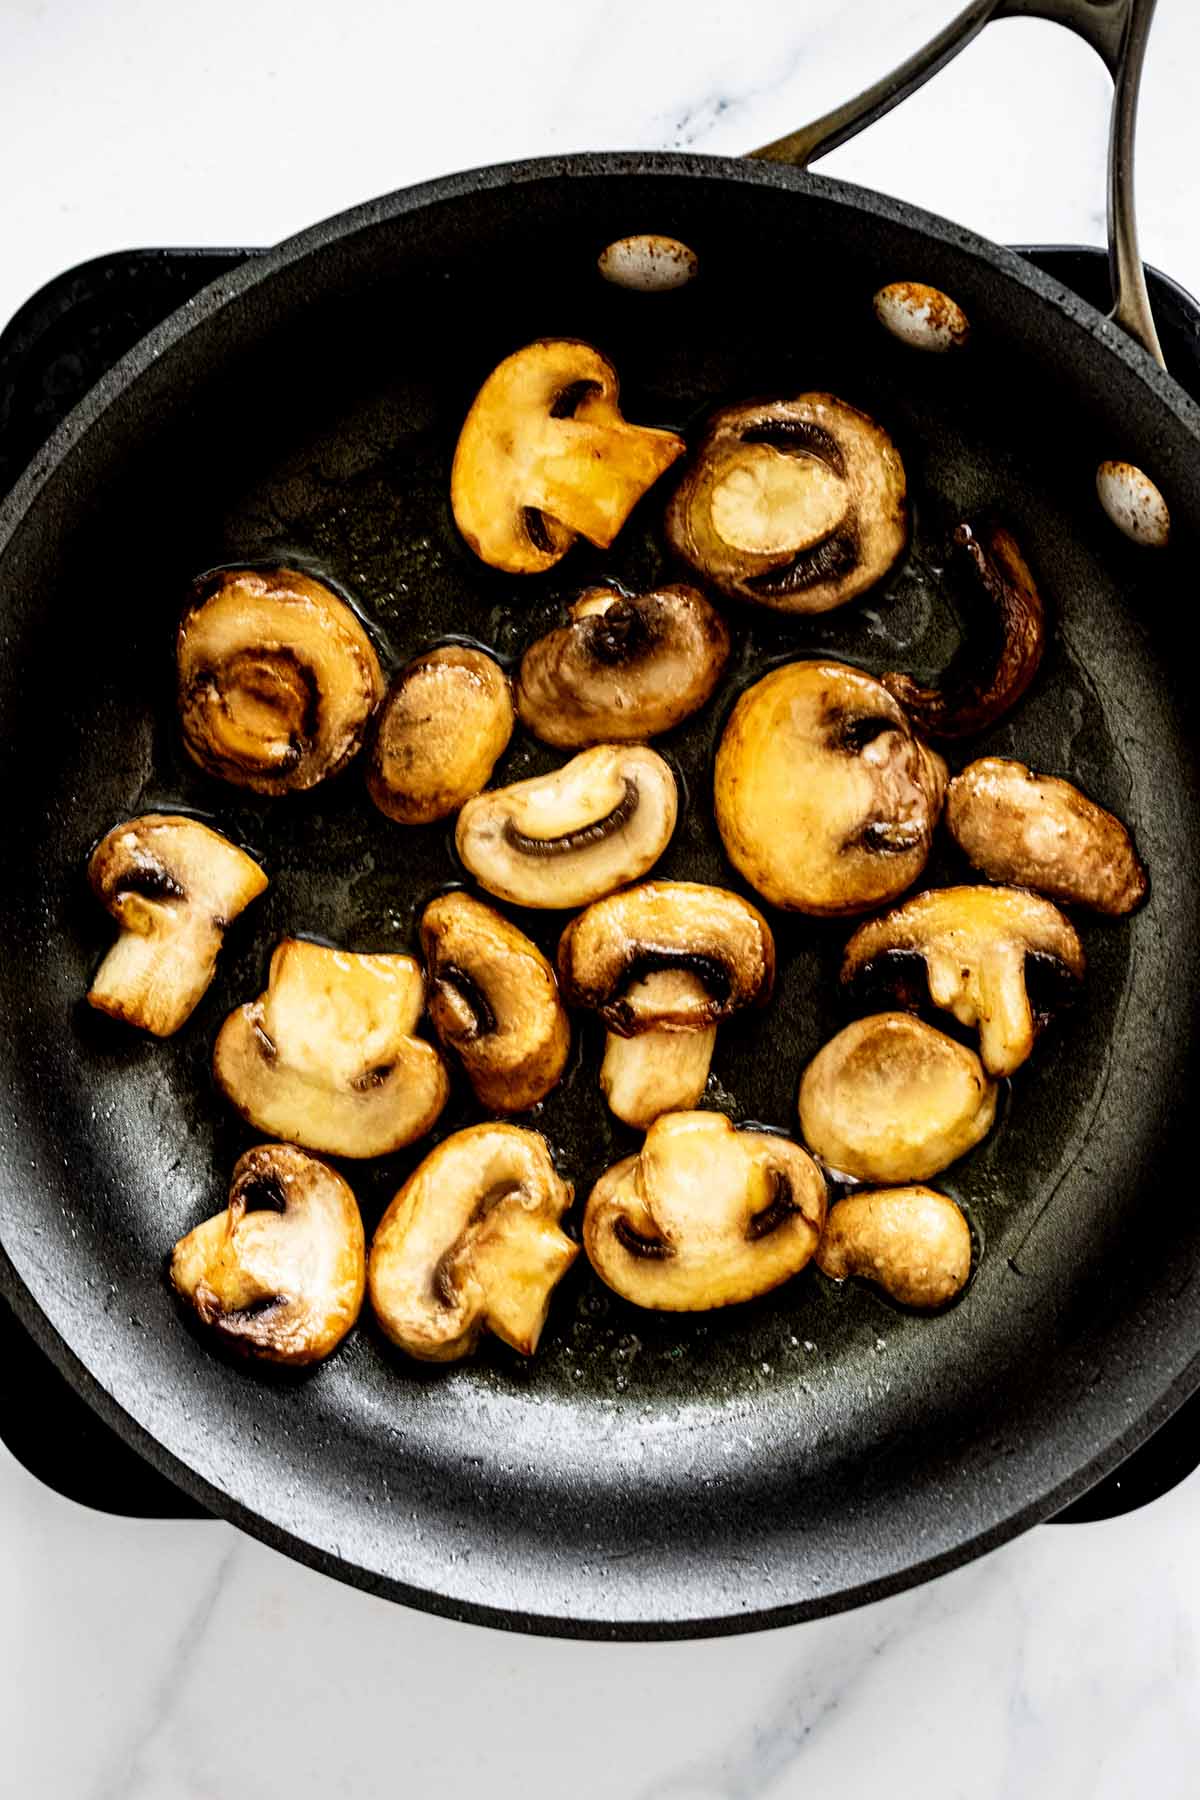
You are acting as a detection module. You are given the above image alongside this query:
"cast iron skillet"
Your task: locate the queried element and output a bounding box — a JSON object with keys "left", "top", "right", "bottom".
{"left": 1, "top": 0, "right": 1198, "bottom": 1637}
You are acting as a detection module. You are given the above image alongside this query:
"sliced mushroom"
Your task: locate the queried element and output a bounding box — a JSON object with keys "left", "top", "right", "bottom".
{"left": 450, "top": 339, "right": 685, "bottom": 575}
{"left": 455, "top": 743, "right": 677, "bottom": 910}
{"left": 714, "top": 660, "right": 947, "bottom": 916}
{"left": 368, "top": 1123, "right": 577, "bottom": 1361}
{"left": 214, "top": 939, "right": 449, "bottom": 1158}
{"left": 664, "top": 392, "right": 907, "bottom": 612}
{"left": 584, "top": 1111, "right": 826, "bottom": 1311}
{"left": 87, "top": 814, "right": 267, "bottom": 1037}
{"left": 170, "top": 1144, "right": 365, "bottom": 1364}
{"left": 177, "top": 567, "right": 384, "bottom": 793}
{"left": 841, "top": 885, "right": 1085, "bottom": 1077}
{"left": 367, "top": 645, "right": 514, "bottom": 824}
{"left": 816, "top": 1186, "right": 972, "bottom": 1309}
{"left": 798, "top": 1013, "right": 997, "bottom": 1184}
{"left": 515, "top": 583, "right": 730, "bottom": 748}
{"left": 421, "top": 891, "right": 570, "bottom": 1112}
{"left": 945, "top": 757, "right": 1148, "bottom": 916}
{"left": 558, "top": 881, "right": 774, "bottom": 1128}
{"left": 882, "top": 520, "right": 1045, "bottom": 739}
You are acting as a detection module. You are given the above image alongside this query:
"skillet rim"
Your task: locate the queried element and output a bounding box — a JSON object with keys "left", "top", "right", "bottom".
{"left": 1, "top": 150, "right": 1198, "bottom": 1638}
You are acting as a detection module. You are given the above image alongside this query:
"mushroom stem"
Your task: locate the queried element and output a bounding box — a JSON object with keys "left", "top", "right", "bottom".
{"left": 601, "top": 1025, "right": 717, "bottom": 1130}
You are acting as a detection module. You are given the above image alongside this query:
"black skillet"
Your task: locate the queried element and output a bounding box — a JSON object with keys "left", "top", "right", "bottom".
{"left": 1, "top": 0, "right": 1197, "bottom": 1637}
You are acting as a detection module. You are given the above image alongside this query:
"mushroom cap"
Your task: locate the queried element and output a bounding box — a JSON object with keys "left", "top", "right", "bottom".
{"left": 515, "top": 583, "right": 730, "bottom": 748}
{"left": 584, "top": 1111, "right": 826, "bottom": 1312}
{"left": 455, "top": 743, "right": 678, "bottom": 910}
{"left": 815, "top": 1186, "right": 972, "bottom": 1309}
{"left": 841, "top": 884, "right": 1086, "bottom": 1077}
{"left": 170, "top": 1143, "right": 365, "bottom": 1365}
{"left": 214, "top": 938, "right": 449, "bottom": 1158}
{"left": 367, "top": 645, "right": 514, "bottom": 825}
{"left": 945, "top": 757, "right": 1148, "bottom": 916}
{"left": 798, "top": 1012, "right": 997, "bottom": 1184}
{"left": 421, "top": 890, "right": 570, "bottom": 1113}
{"left": 87, "top": 813, "right": 268, "bottom": 1037}
{"left": 664, "top": 392, "right": 907, "bottom": 612}
{"left": 714, "top": 660, "right": 947, "bottom": 916}
{"left": 557, "top": 880, "right": 775, "bottom": 1034}
{"left": 368, "top": 1123, "right": 577, "bottom": 1361}
{"left": 450, "top": 339, "right": 685, "bottom": 575}
{"left": 177, "top": 567, "right": 384, "bottom": 794}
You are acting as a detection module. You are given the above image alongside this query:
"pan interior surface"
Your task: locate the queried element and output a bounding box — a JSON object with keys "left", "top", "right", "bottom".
{"left": 1, "top": 158, "right": 1198, "bottom": 1636}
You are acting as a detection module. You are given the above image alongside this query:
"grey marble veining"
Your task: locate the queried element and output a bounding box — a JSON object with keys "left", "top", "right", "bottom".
{"left": 3, "top": 0, "right": 1200, "bottom": 1793}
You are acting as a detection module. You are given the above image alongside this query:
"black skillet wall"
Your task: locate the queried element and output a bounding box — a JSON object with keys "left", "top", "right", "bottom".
{"left": 1, "top": 160, "right": 1197, "bottom": 1632}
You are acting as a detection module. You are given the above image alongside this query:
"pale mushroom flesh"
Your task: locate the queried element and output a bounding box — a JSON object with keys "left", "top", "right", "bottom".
{"left": 421, "top": 890, "right": 570, "bottom": 1113}
{"left": 714, "top": 660, "right": 947, "bottom": 916}
{"left": 816, "top": 1186, "right": 972, "bottom": 1309}
{"left": 87, "top": 814, "right": 267, "bottom": 1037}
{"left": 584, "top": 1111, "right": 827, "bottom": 1311}
{"left": 368, "top": 645, "right": 514, "bottom": 825}
{"left": 368, "top": 1123, "right": 577, "bottom": 1361}
{"left": 170, "top": 1143, "right": 365, "bottom": 1364}
{"left": 455, "top": 743, "right": 678, "bottom": 910}
{"left": 945, "top": 757, "right": 1148, "bottom": 916}
{"left": 841, "top": 885, "right": 1086, "bottom": 1077}
{"left": 799, "top": 1012, "right": 997, "bottom": 1184}
{"left": 177, "top": 567, "right": 384, "bottom": 794}
{"left": 516, "top": 583, "right": 730, "bottom": 748}
{"left": 214, "top": 938, "right": 449, "bottom": 1157}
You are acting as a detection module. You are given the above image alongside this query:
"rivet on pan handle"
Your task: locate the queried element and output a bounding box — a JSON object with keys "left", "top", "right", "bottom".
{"left": 748, "top": 0, "right": 1166, "bottom": 371}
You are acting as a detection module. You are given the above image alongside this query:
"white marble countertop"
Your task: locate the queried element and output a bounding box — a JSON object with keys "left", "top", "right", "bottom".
{"left": 3, "top": 1, "right": 1199, "bottom": 1793}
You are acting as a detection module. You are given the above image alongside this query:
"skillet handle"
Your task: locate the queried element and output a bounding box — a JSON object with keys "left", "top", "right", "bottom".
{"left": 749, "top": 0, "right": 1165, "bottom": 369}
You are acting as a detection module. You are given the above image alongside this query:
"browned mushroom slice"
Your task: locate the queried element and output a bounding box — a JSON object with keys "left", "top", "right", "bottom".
{"left": 87, "top": 814, "right": 267, "bottom": 1037}
{"left": 584, "top": 1111, "right": 826, "bottom": 1311}
{"left": 945, "top": 757, "right": 1148, "bottom": 916}
{"left": 368, "top": 1124, "right": 577, "bottom": 1361}
{"left": 714, "top": 660, "right": 947, "bottom": 916}
{"left": 170, "top": 1144, "right": 365, "bottom": 1365}
{"left": 421, "top": 891, "right": 570, "bottom": 1113}
{"left": 883, "top": 521, "right": 1045, "bottom": 739}
{"left": 798, "top": 1013, "right": 997, "bottom": 1184}
{"left": 665, "top": 393, "right": 907, "bottom": 613}
{"left": 516, "top": 583, "right": 730, "bottom": 748}
{"left": 178, "top": 567, "right": 384, "bottom": 793}
{"left": 455, "top": 743, "right": 678, "bottom": 910}
{"left": 558, "top": 881, "right": 774, "bottom": 1128}
{"left": 816, "top": 1186, "right": 972, "bottom": 1309}
{"left": 214, "top": 939, "right": 449, "bottom": 1158}
{"left": 367, "top": 645, "right": 514, "bottom": 825}
{"left": 841, "top": 886, "right": 1085, "bottom": 1077}
{"left": 450, "top": 340, "right": 685, "bottom": 575}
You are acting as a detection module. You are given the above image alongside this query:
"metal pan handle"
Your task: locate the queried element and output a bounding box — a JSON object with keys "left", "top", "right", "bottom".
{"left": 749, "top": 0, "right": 1165, "bottom": 369}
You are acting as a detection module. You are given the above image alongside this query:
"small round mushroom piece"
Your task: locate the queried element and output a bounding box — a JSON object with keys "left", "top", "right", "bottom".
{"left": 421, "top": 891, "right": 570, "bottom": 1113}
{"left": 816, "top": 1186, "right": 972, "bottom": 1309}
{"left": 714, "top": 661, "right": 947, "bottom": 916}
{"left": 882, "top": 520, "right": 1046, "bottom": 739}
{"left": 450, "top": 339, "right": 685, "bottom": 575}
{"left": 798, "top": 1013, "right": 997, "bottom": 1184}
{"left": 665, "top": 393, "right": 907, "bottom": 613}
{"left": 170, "top": 1144, "right": 365, "bottom": 1365}
{"left": 455, "top": 743, "right": 678, "bottom": 910}
{"left": 516, "top": 583, "right": 730, "bottom": 748}
{"left": 177, "top": 567, "right": 384, "bottom": 793}
{"left": 214, "top": 939, "right": 449, "bottom": 1158}
{"left": 368, "top": 1123, "right": 577, "bottom": 1362}
{"left": 558, "top": 881, "right": 775, "bottom": 1129}
{"left": 87, "top": 814, "right": 268, "bottom": 1037}
{"left": 584, "top": 1111, "right": 826, "bottom": 1312}
{"left": 841, "top": 886, "right": 1086, "bottom": 1077}
{"left": 946, "top": 757, "right": 1148, "bottom": 916}
{"left": 367, "top": 645, "right": 514, "bottom": 824}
